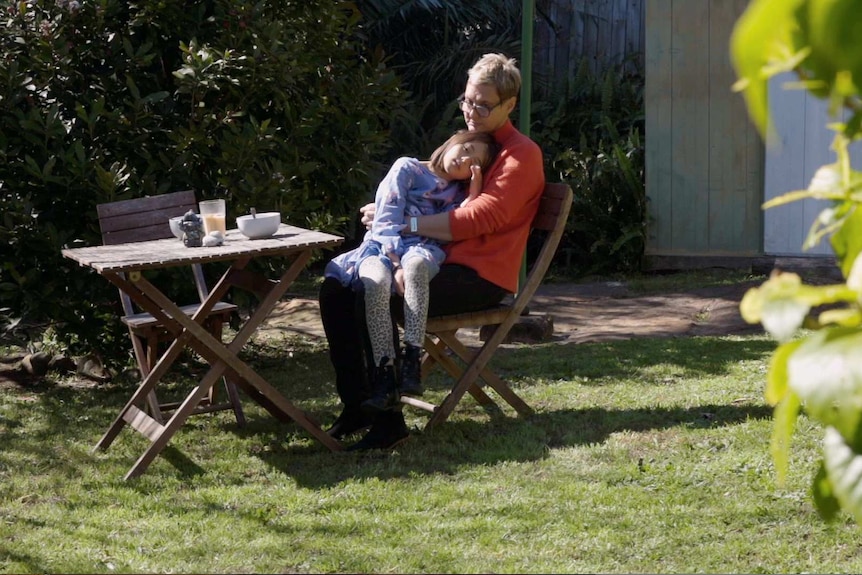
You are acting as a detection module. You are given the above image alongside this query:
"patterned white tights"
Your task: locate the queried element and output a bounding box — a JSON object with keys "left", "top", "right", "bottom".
{"left": 358, "top": 256, "right": 432, "bottom": 365}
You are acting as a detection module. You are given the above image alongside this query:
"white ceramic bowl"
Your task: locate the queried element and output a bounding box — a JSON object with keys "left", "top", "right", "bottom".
{"left": 169, "top": 216, "right": 184, "bottom": 239}
{"left": 236, "top": 212, "right": 280, "bottom": 239}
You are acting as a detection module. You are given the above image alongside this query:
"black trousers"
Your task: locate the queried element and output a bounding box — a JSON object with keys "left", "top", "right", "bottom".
{"left": 318, "top": 263, "right": 508, "bottom": 409}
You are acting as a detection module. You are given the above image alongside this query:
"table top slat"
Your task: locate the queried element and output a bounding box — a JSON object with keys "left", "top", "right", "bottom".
{"left": 62, "top": 224, "right": 342, "bottom": 273}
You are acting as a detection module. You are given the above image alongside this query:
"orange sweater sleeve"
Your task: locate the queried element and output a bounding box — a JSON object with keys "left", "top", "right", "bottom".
{"left": 444, "top": 121, "right": 546, "bottom": 293}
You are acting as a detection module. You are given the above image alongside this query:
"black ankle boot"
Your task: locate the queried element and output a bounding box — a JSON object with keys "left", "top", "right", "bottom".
{"left": 326, "top": 407, "right": 374, "bottom": 440}
{"left": 360, "top": 357, "right": 399, "bottom": 414}
{"left": 399, "top": 344, "right": 424, "bottom": 397}
{"left": 346, "top": 410, "right": 409, "bottom": 452}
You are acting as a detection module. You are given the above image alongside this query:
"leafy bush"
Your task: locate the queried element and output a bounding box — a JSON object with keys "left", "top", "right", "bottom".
{"left": 733, "top": 0, "right": 862, "bottom": 525}
{"left": 0, "top": 0, "right": 405, "bottom": 362}
{"left": 548, "top": 130, "right": 645, "bottom": 275}
{"left": 532, "top": 58, "right": 647, "bottom": 276}
{"left": 354, "top": 2, "right": 648, "bottom": 277}
{"left": 355, "top": 0, "right": 522, "bottom": 158}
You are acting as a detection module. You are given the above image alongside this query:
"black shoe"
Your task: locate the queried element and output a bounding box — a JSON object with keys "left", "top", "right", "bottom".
{"left": 326, "top": 407, "right": 373, "bottom": 440}
{"left": 361, "top": 357, "right": 399, "bottom": 415}
{"left": 399, "top": 344, "right": 424, "bottom": 397}
{"left": 346, "top": 412, "right": 409, "bottom": 452}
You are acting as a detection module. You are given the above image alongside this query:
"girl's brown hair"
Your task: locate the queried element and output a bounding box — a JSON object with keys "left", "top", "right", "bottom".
{"left": 427, "top": 130, "right": 500, "bottom": 178}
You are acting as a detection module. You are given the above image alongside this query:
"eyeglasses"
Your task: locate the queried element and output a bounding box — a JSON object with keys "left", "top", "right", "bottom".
{"left": 458, "top": 95, "right": 502, "bottom": 118}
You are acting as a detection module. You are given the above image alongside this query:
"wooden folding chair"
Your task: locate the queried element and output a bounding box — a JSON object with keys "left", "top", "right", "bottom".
{"left": 400, "top": 183, "right": 573, "bottom": 429}
{"left": 96, "top": 191, "right": 245, "bottom": 426}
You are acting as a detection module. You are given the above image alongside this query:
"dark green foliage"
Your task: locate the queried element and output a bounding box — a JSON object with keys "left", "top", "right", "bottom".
{"left": 0, "top": 0, "right": 405, "bottom": 361}
{"left": 356, "top": 1, "right": 647, "bottom": 276}
{"left": 356, "top": 0, "right": 522, "bottom": 158}
{"left": 1, "top": 0, "right": 648, "bottom": 364}
{"left": 532, "top": 58, "right": 646, "bottom": 276}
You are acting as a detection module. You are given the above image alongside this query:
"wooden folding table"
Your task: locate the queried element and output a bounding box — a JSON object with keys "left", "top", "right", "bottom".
{"left": 62, "top": 224, "right": 343, "bottom": 479}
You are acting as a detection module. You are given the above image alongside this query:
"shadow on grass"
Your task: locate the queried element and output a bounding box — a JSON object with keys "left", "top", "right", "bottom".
{"left": 4, "top": 335, "right": 776, "bottom": 486}
{"left": 254, "top": 401, "right": 773, "bottom": 489}
{"left": 159, "top": 445, "right": 207, "bottom": 477}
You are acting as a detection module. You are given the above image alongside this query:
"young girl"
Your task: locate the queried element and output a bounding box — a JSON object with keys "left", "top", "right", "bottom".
{"left": 324, "top": 130, "right": 500, "bottom": 414}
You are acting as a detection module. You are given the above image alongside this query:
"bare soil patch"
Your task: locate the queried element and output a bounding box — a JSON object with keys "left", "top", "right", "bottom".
{"left": 256, "top": 279, "right": 767, "bottom": 346}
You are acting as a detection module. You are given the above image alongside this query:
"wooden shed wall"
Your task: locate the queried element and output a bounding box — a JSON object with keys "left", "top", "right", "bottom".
{"left": 643, "top": 0, "right": 764, "bottom": 260}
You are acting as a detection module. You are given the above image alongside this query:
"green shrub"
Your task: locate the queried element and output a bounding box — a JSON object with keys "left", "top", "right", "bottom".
{"left": 532, "top": 58, "right": 646, "bottom": 276}
{"left": 355, "top": 0, "right": 522, "bottom": 158}
{"left": 0, "top": 0, "right": 405, "bottom": 363}
{"left": 549, "top": 130, "right": 645, "bottom": 275}
{"left": 354, "top": 3, "right": 648, "bottom": 277}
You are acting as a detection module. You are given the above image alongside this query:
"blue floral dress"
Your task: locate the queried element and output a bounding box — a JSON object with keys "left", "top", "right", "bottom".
{"left": 324, "top": 157, "right": 465, "bottom": 289}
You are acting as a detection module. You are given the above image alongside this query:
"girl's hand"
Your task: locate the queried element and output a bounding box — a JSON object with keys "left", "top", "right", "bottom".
{"left": 460, "top": 164, "right": 483, "bottom": 207}
{"left": 359, "top": 202, "right": 376, "bottom": 229}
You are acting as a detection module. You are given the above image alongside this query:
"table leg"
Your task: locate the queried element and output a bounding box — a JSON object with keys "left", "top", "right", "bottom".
{"left": 164, "top": 254, "right": 343, "bottom": 451}
{"left": 106, "top": 253, "right": 342, "bottom": 478}
{"left": 94, "top": 273, "right": 198, "bottom": 452}
{"left": 95, "top": 257, "right": 251, "bottom": 452}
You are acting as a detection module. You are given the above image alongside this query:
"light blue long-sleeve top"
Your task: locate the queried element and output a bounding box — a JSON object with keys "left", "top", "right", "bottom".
{"left": 324, "top": 157, "right": 465, "bottom": 288}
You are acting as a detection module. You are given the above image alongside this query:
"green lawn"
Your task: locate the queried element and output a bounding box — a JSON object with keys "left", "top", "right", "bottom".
{"left": 1, "top": 328, "right": 858, "bottom": 573}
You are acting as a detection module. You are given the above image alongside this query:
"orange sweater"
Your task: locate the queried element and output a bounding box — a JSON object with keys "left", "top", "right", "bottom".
{"left": 445, "top": 120, "right": 545, "bottom": 293}
{"left": 445, "top": 121, "right": 545, "bottom": 293}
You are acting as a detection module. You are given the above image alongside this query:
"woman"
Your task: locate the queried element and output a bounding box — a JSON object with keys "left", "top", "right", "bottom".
{"left": 320, "top": 53, "right": 546, "bottom": 451}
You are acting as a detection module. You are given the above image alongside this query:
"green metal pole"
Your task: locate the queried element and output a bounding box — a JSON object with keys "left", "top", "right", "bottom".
{"left": 520, "top": 0, "right": 534, "bottom": 138}
{"left": 518, "top": 0, "right": 535, "bottom": 294}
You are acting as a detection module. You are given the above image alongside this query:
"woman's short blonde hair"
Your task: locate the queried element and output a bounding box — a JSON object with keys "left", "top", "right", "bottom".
{"left": 467, "top": 53, "right": 521, "bottom": 101}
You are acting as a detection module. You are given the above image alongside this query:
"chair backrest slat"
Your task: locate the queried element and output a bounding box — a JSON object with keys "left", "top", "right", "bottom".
{"left": 96, "top": 191, "right": 211, "bottom": 313}
{"left": 97, "top": 190, "right": 196, "bottom": 245}
{"left": 517, "top": 183, "right": 573, "bottom": 306}
{"left": 531, "top": 183, "right": 570, "bottom": 232}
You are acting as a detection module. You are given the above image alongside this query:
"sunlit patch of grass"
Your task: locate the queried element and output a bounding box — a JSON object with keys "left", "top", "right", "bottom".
{"left": 624, "top": 269, "right": 766, "bottom": 294}
{"left": 1, "top": 332, "right": 860, "bottom": 573}
{"left": 543, "top": 267, "right": 767, "bottom": 295}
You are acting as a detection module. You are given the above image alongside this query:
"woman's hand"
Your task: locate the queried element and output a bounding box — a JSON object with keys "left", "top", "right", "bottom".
{"left": 360, "top": 202, "right": 375, "bottom": 230}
